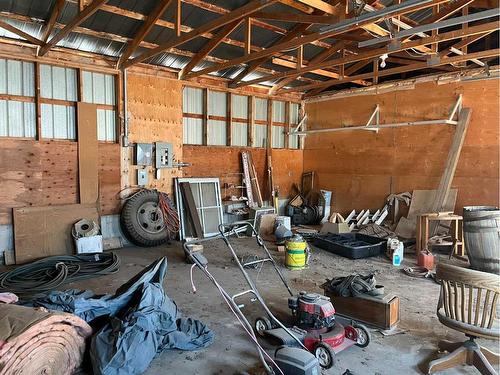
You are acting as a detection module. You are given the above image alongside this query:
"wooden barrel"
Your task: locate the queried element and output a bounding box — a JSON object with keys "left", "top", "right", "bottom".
{"left": 463, "top": 206, "right": 500, "bottom": 274}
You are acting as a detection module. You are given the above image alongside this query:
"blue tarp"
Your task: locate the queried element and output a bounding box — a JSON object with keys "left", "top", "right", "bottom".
{"left": 31, "top": 257, "right": 214, "bottom": 375}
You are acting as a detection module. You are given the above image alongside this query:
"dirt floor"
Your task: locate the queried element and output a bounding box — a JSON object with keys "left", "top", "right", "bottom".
{"left": 66, "top": 237, "right": 499, "bottom": 375}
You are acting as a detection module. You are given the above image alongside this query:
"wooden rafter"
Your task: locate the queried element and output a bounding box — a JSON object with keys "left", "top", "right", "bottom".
{"left": 118, "top": 0, "right": 173, "bottom": 68}
{"left": 39, "top": 0, "right": 108, "bottom": 56}
{"left": 294, "top": 0, "right": 337, "bottom": 14}
{"left": 252, "top": 12, "right": 337, "bottom": 23}
{"left": 179, "top": 19, "right": 244, "bottom": 78}
{"left": 296, "top": 48, "right": 499, "bottom": 95}
{"left": 233, "top": 20, "right": 499, "bottom": 88}
{"left": 184, "top": 0, "right": 449, "bottom": 80}
{"left": 42, "top": 0, "right": 65, "bottom": 43}
{"left": 0, "top": 20, "right": 43, "bottom": 45}
{"left": 123, "top": 0, "right": 279, "bottom": 68}
{"left": 270, "top": 40, "right": 345, "bottom": 93}
{"left": 0, "top": 11, "right": 322, "bottom": 86}
{"left": 278, "top": 0, "right": 315, "bottom": 14}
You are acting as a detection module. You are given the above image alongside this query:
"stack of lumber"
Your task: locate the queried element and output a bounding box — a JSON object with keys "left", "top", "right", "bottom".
{"left": 0, "top": 304, "right": 92, "bottom": 375}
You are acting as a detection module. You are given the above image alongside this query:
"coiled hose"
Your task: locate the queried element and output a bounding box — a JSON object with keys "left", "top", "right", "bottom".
{"left": 0, "top": 253, "right": 120, "bottom": 297}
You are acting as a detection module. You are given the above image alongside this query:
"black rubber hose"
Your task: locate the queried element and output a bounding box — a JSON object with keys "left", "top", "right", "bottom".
{"left": 0, "top": 253, "right": 120, "bottom": 296}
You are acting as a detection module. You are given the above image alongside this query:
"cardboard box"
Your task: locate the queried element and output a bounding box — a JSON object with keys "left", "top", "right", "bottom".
{"left": 74, "top": 235, "right": 103, "bottom": 254}
{"left": 320, "top": 222, "right": 351, "bottom": 234}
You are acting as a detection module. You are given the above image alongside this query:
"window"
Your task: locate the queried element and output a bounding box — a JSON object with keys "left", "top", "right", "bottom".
{"left": 0, "top": 59, "right": 36, "bottom": 137}
{"left": 231, "top": 94, "right": 248, "bottom": 147}
{"left": 207, "top": 90, "right": 226, "bottom": 146}
{"left": 183, "top": 87, "right": 203, "bottom": 145}
{"left": 272, "top": 100, "right": 285, "bottom": 149}
{"left": 254, "top": 98, "right": 268, "bottom": 148}
{"left": 40, "top": 64, "right": 77, "bottom": 140}
{"left": 289, "top": 103, "right": 300, "bottom": 149}
{"left": 82, "top": 71, "right": 117, "bottom": 142}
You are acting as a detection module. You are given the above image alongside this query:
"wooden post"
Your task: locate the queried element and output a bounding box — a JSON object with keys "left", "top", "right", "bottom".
{"left": 430, "top": 108, "right": 472, "bottom": 233}
{"left": 203, "top": 88, "right": 208, "bottom": 145}
{"left": 267, "top": 99, "right": 273, "bottom": 150}
{"left": 175, "top": 0, "right": 181, "bottom": 37}
{"left": 373, "top": 58, "right": 379, "bottom": 85}
{"left": 226, "top": 92, "right": 232, "bottom": 146}
{"left": 284, "top": 101, "right": 290, "bottom": 149}
{"left": 244, "top": 17, "right": 252, "bottom": 56}
{"left": 248, "top": 96, "right": 254, "bottom": 147}
{"left": 34, "top": 62, "right": 41, "bottom": 141}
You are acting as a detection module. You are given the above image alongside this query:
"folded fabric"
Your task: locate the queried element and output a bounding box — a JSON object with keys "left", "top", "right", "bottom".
{"left": 0, "top": 292, "right": 18, "bottom": 304}
{"left": 30, "top": 257, "right": 214, "bottom": 375}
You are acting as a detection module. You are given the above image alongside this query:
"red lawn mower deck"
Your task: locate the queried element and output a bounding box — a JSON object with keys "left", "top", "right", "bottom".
{"left": 255, "top": 292, "right": 370, "bottom": 369}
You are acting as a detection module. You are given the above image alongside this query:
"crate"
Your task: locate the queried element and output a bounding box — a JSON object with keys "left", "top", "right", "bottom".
{"left": 313, "top": 233, "right": 385, "bottom": 259}
{"left": 323, "top": 288, "right": 400, "bottom": 330}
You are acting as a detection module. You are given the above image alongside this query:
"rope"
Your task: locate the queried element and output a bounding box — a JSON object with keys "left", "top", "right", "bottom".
{"left": 402, "top": 266, "right": 432, "bottom": 278}
{"left": 325, "top": 274, "right": 384, "bottom": 297}
{"left": 0, "top": 253, "right": 120, "bottom": 297}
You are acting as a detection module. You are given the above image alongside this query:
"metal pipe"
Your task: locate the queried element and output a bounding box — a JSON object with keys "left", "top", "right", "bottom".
{"left": 320, "top": 0, "right": 446, "bottom": 34}
{"left": 292, "top": 119, "right": 457, "bottom": 135}
{"left": 359, "top": 8, "right": 500, "bottom": 48}
{"left": 122, "top": 69, "right": 129, "bottom": 147}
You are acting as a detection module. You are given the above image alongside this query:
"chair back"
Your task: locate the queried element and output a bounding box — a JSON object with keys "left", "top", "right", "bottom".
{"left": 436, "top": 262, "right": 500, "bottom": 338}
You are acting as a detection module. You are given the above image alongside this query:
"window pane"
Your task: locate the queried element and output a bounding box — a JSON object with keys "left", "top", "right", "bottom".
{"left": 253, "top": 124, "right": 267, "bottom": 148}
{"left": 41, "top": 103, "right": 76, "bottom": 140}
{"left": 207, "top": 120, "right": 226, "bottom": 146}
{"left": 0, "top": 59, "right": 34, "bottom": 97}
{"left": 40, "top": 64, "right": 77, "bottom": 101}
{"left": 272, "top": 125, "right": 285, "bottom": 148}
{"left": 97, "top": 109, "right": 116, "bottom": 142}
{"left": 183, "top": 87, "right": 203, "bottom": 114}
{"left": 208, "top": 90, "right": 226, "bottom": 116}
{"left": 183, "top": 117, "right": 203, "bottom": 145}
{"left": 255, "top": 98, "right": 267, "bottom": 121}
{"left": 232, "top": 95, "right": 248, "bottom": 119}
{"left": 82, "top": 71, "right": 116, "bottom": 105}
{"left": 231, "top": 122, "right": 247, "bottom": 147}
{"left": 272, "top": 101, "right": 286, "bottom": 123}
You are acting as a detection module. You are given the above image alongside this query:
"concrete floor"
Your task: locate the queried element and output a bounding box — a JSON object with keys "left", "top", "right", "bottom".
{"left": 68, "top": 237, "right": 499, "bottom": 375}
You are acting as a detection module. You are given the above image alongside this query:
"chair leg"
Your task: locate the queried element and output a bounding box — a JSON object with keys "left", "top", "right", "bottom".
{"left": 438, "top": 340, "right": 464, "bottom": 353}
{"left": 480, "top": 346, "right": 500, "bottom": 366}
{"left": 472, "top": 348, "right": 499, "bottom": 375}
{"left": 427, "top": 346, "right": 467, "bottom": 374}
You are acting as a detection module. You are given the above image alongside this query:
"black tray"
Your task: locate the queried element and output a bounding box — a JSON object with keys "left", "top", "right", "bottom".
{"left": 313, "top": 233, "right": 386, "bottom": 259}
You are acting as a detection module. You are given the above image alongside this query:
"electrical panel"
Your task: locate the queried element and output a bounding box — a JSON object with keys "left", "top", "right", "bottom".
{"left": 135, "top": 143, "right": 153, "bottom": 166}
{"left": 155, "top": 142, "right": 173, "bottom": 168}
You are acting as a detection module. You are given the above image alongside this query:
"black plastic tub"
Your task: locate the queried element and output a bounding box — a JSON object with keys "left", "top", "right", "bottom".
{"left": 313, "top": 233, "right": 386, "bottom": 259}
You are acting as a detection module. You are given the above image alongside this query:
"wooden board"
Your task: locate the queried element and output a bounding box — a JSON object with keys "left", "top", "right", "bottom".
{"left": 126, "top": 73, "right": 183, "bottom": 195}
{"left": 304, "top": 79, "right": 499, "bottom": 214}
{"left": 183, "top": 146, "right": 303, "bottom": 198}
{"left": 13, "top": 204, "right": 98, "bottom": 264}
{"left": 77, "top": 102, "right": 99, "bottom": 204}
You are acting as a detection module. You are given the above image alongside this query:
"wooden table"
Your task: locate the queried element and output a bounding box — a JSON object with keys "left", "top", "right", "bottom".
{"left": 416, "top": 212, "right": 465, "bottom": 256}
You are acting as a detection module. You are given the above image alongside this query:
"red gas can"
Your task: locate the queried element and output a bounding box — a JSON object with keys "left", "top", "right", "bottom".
{"left": 418, "top": 249, "right": 435, "bottom": 270}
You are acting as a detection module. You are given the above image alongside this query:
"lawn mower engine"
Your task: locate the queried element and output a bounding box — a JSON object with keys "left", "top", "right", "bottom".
{"left": 288, "top": 292, "right": 335, "bottom": 331}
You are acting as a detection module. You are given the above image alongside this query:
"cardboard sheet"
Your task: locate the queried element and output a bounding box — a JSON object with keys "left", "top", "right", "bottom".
{"left": 77, "top": 103, "right": 99, "bottom": 204}
{"left": 13, "top": 204, "right": 98, "bottom": 264}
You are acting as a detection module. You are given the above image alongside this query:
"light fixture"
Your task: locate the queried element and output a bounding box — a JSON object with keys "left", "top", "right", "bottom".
{"left": 380, "top": 54, "right": 389, "bottom": 68}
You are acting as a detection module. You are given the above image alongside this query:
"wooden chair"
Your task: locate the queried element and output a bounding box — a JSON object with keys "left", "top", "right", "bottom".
{"left": 428, "top": 263, "right": 500, "bottom": 374}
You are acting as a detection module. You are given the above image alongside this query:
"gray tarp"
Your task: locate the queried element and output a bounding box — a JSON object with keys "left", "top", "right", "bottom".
{"left": 30, "top": 257, "right": 214, "bottom": 375}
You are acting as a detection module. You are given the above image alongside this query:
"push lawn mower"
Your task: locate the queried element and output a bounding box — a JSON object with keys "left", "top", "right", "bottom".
{"left": 255, "top": 291, "right": 370, "bottom": 369}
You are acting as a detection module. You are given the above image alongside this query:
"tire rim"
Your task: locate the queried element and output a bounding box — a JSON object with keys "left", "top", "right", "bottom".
{"left": 136, "top": 201, "right": 165, "bottom": 234}
{"left": 315, "top": 346, "right": 331, "bottom": 367}
{"left": 255, "top": 320, "right": 267, "bottom": 334}
{"left": 356, "top": 328, "right": 368, "bottom": 346}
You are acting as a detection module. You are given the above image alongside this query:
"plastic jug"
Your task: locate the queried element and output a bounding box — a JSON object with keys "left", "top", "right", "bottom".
{"left": 392, "top": 242, "right": 404, "bottom": 266}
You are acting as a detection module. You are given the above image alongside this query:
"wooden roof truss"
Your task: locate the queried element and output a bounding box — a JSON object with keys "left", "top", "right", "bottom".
{"left": 0, "top": 0, "right": 498, "bottom": 98}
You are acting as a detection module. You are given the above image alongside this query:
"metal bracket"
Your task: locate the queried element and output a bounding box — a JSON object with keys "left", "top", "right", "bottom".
{"left": 362, "top": 105, "right": 380, "bottom": 132}
{"left": 448, "top": 95, "right": 463, "bottom": 123}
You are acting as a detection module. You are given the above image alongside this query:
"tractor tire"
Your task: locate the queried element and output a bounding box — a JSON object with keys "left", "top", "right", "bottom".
{"left": 121, "top": 190, "right": 170, "bottom": 247}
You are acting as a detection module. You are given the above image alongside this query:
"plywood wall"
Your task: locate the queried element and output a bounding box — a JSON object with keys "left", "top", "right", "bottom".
{"left": 304, "top": 79, "right": 500, "bottom": 215}
{"left": 125, "top": 73, "right": 183, "bottom": 195}
{"left": 0, "top": 140, "right": 120, "bottom": 225}
{"left": 183, "top": 146, "right": 303, "bottom": 199}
